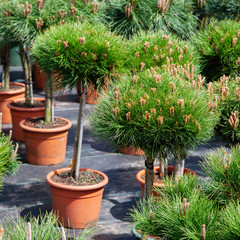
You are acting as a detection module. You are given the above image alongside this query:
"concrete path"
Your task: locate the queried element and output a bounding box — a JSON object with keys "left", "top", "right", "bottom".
{"left": 0, "top": 66, "right": 228, "bottom": 239}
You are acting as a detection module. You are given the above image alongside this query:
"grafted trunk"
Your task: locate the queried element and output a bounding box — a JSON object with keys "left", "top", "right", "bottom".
{"left": 71, "top": 80, "right": 86, "bottom": 180}
{"left": 173, "top": 149, "right": 186, "bottom": 180}
{"left": 44, "top": 73, "right": 54, "bottom": 123}
{"left": 144, "top": 157, "right": 154, "bottom": 201}
{"left": 19, "top": 44, "right": 33, "bottom": 105}
{"left": 1, "top": 43, "right": 10, "bottom": 90}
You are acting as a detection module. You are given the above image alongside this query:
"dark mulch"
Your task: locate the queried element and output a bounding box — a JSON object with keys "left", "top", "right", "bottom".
{"left": 10, "top": 100, "right": 45, "bottom": 108}
{"left": 24, "top": 117, "right": 68, "bottom": 129}
{"left": 51, "top": 170, "right": 104, "bottom": 186}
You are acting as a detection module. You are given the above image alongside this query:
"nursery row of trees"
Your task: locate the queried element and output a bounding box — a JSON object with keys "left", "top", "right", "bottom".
{"left": 0, "top": 0, "right": 240, "bottom": 238}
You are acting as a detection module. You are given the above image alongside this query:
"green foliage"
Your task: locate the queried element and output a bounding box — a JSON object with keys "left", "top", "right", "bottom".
{"left": 103, "top": 0, "right": 198, "bottom": 39}
{"left": 31, "top": 21, "right": 126, "bottom": 89}
{"left": 213, "top": 201, "right": 240, "bottom": 240}
{"left": 130, "top": 189, "right": 217, "bottom": 239}
{"left": 0, "top": 0, "right": 104, "bottom": 46}
{"left": 0, "top": 132, "right": 20, "bottom": 177}
{"left": 200, "top": 145, "right": 240, "bottom": 206}
{"left": 210, "top": 76, "right": 240, "bottom": 143}
{"left": 90, "top": 68, "right": 218, "bottom": 160}
{"left": 146, "top": 0, "right": 198, "bottom": 40}
{"left": 194, "top": 19, "right": 240, "bottom": 81}
{"left": 2, "top": 211, "right": 93, "bottom": 239}
{"left": 126, "top": 31, "right": 200, "bottom": 74}
{"left": 155, "top": 174, "right": 200, "bottom": 200}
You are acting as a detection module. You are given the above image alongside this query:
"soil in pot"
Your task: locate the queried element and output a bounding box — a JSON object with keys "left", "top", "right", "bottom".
{"left": 10, "top": 99, "right": 45, "bottom": 108}
{"left": 23, "top": 117, "right": 67, "bottom": 129}
{"left": 132, "top": 225, "right": 163, "bottom": 240}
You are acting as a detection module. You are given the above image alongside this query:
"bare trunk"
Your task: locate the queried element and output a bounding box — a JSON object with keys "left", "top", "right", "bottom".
{"left": 44, "top": 73, "right": 54, "bottom": 123}
{"left": 19, "top": 45, "right": 33, "bottom": 105}
{"left": 144, "top": 157, "right": 154, "bottom": 201}
{"left": 1, "top": 43, "right": 10, "bottom": 90}
{"left": 173, "top": 157, "right": 185, "bottom": 181}
{"left": 70, "top": 80, "right": 86, "bottom": 180}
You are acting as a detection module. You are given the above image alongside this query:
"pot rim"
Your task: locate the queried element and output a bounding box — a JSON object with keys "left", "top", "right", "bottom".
{"left": 19, "top": 116, "right": 72, "bottom": 133}
{"left": 136, "top": 166, "right": 196, "bottom": 187}
{"left": 0, "top": 82, "right": 25, "bottom": 95}
{"left": 7, "top": 97, "right": 45, "bottom": 111}
{"left": 46, "top": 167, "right": 109, "bottom": 191}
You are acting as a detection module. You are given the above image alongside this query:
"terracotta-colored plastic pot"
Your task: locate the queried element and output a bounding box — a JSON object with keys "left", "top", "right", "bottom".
{"left": 46, "top": 167, "right": 108, "bottom": 228}
{"left": 7, "top": 97, "right": 45, "bottom": 141}
{"left": 77, "top": 83, "right": 99, "bottom": 104}
{"left": 20, "top": 117, "right": 72, "bottom": 165}
{"left": 118, "top": 146, "right": 145, "bottom": 156}
{"left": 0, "top": 82, "right": 25, "bottom": 124}
{"left": 34, "top": 64, "right": 46, "bottom": 90}
{"left": 136, "top": 166, "right": 197, "bottom": 197}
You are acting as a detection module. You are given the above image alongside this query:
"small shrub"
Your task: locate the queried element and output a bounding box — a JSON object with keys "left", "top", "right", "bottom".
{"left": 200, "top": 145, "right": 240, "bottom": 206}
{"left": 130, "top": 189, "right": 217, "bottom": 239}
{"left": 194, "top": 19, "right": 240, "bottom": 81}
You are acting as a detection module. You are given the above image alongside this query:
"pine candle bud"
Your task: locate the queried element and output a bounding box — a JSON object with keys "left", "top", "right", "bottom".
{"left": 229, "top": 111, "right": 239, "bottom": 130}
{"left": 143, "top": 41, "right": 150, "bottom": 50}
{"left": 150, "top": 109, "right": 156, "bottom": 116}
{"left": 157, "top": 116, "right": 164, "bottom": 125}
{"left": 232, "top": 38, "right": 238, "bottom": 47}
{"left": 169, "top": 106, "right": 175, "bottom": 116}
{"left": 59, "top": 9, "right": 67, "bottom": 18}
{"left": 184, "top": 45, "right": 188, "bottom": 52}
{"left": 143, "top": 111, "right": 151, "bottom": 122}
{"left": 63, "top": 41, "right": 69, "bottom": 50}
{"left": 144, "top": 93, "right": 150, "bottom": 101}
{"left": 81, "top": 52, "right": 87, "bottom": 58}
{"left": 37, "top": 0, "right": 46, "bottom": 10}
{"left": 114, "top": 90, "right": 121, "bottom": 99}
{"left": 69, "top": 5, "right": 77, "bottom": 17}
{"left": 236, "top": 92, "right": 240, "bottom": 101}
{"left": 201, "top": 224, "right": 206, "bottom": 240}
{"left": 125, "top": 103, "right": 132, "bottom": 108}
{"left": 183, "top": 114, "right": 190, "bottom": 123}
{"left": 3, "top": 9, "right": 12, "bottom": 17}
{"left": 154, "top": 74, "right": 162, "bottom": 83}
{"left": 126, "top": 112, "right": 131, "bottom": 122}
{"left": 214, "top": 95, "right": 220, "bottom": 104}
{"left": 166, "top": 57, "right": 171, "bottom": 69}
{"left": 161, "top": 54, "right": 166, "bottom": 60}
{"left": 92, "top": 1, "right": 99, "bottom": 14}
{"left": 177, "top": 99, "right": 184, "bottom": 108}
{"left": 151, "top": 88, "right": 157, "bottom": 95}
{"left": 84, "top": 0, "right": 90, "bottom": 4}
{"left": 154, "top": 55, "right": 159, "bottom": 62}
{"left": 112, "top": 107, "right": 120, "bottom": 115}
{"left": 124, "top": 3, "right": 133, "bottom": 18}
{"left": 132, "top": 75, "right": 139, "bottom": 84}
{"left": 169, "top": 82, "right": 176, "bottom": 93}
{"left": 140, "top": 62, "right": 145, "bottom": 71}
{"left": 163, "top": 35, "right": 169, "bottom": 41}
{"left": 102, "top": 53, "right": 107, "bottom": 59}
{"left": 21, "top": 2, "right": 32, "bottom": 18}
{"left": 154, "top": 45, "right": 158, "bottom": 51}
{"left": 50, "top": 15, "right": 56, "bottom": 21}
{"left": 169, "top": 48, "right": 173, "bottom": 56}
{"left": 36, "top": 17, "right": 44, "bottom": 30}
{"left": 222, "top": 86, "right": 229, "bottom": 98}
{"left": 135, "top": 52, "right": 140, "bottom": 58}
{"left": 178, "top": 55, "right": 183, "bottom": 62}
{"left": 139, "top": 97, "right": 147, "bottom": 105}
{"left": 179, "top": 202, "right": 183, "bottom": 217}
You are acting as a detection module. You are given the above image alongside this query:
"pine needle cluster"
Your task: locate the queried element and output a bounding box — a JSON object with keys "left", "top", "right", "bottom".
{"left": 103, "top": 0, "right": 198, "bottom": 39}
{"left": 200, "top": 145, "right": 240, "bottom": 206}
{"left": 126, "top": 31, "right": 200, "bottom": 75}
{"left": 90, "top": 68, "right": 218, "bottom": 161}
{"left": 194, "top": 19, "right": 240, "bottom": 81}
{"left": 2, "top": 211, "right": 93, "bottom": 239}
{"left": 30, "top": 21, "right": 126, "bottom": 89}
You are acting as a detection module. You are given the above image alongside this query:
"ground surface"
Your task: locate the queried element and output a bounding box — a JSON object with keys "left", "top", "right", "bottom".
{"left": 0, "top": 66, "right": 228, "bottom": 239}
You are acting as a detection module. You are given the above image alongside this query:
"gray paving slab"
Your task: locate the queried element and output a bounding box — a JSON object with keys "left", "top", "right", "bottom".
{"left": 0, "top": 67, "right": 230, "bottom": 239}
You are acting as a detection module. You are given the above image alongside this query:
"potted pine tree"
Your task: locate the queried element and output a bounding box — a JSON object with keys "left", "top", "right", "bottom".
{"left": 29, "top": 21, "right": 126, "bottom": 228}
{"left": 90, "top": 67, "right": 219, "bottom": 200}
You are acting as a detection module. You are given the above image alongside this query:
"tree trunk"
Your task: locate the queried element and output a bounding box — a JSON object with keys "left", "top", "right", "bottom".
{"left": 70, "top": 80, "right": 86, "bottom": 180}
{"left": 173, "top": 150, "right": 186, "bottom": 180}
{"left": 19, "top": 44, "right": 33, "bottom": 105}
{"left": 44, "top": 73, "right": 54, "bottom": 123}
{"left": 144, "top": 157, "right": 154, "bottom": 201}
{"left": 1, "top": 43, "right": 10, "bottom": 90}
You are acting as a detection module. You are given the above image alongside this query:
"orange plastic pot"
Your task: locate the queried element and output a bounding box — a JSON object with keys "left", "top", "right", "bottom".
{"left": 136, "top": 166, "right": 197, "bottom": 197}
{"left": 34, "top": 64, "right": 46, "bottom": 90}
{"left": 0, "top": 82, "right": 25, "bottom": 124}
{"left": 77, "top": 84, "right": 99, "bottom": 104}
{"left": 118, "top": 146, "right": 145, "bottom": 156}
{"left": 46, "top": 167, "right": 109, "bottom": 228}
{"left": 20, "top": 117, "right": 72, "bottom": 165}
{"left": 7, "top": 97, "right": 45, "bottom": 141}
